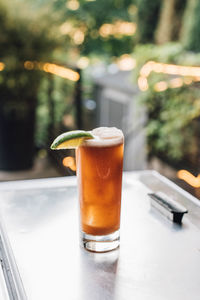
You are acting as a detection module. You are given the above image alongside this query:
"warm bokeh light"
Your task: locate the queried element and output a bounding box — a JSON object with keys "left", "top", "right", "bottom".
{"left": 138, "top": 76, "right": 148, "bottom": 91}
{"left": 117, "top": 54, "right": 136, "bottom": 71}
{"left": 24, "top": 61, "right": 34, "bottom": 70}
{"left": 140, "top": 61, "right": 155, "bottom": 77}
{"left": 73, "top": 30, "right": 85, "bottom": 45}
{"left": 138, "top": 60, "right": 200, "bottom": 91}
{"left": 193, "top": 76, "right": 200, "bottom": 82}
{"left": 60, "top": 22, "right": 73, "bottom": 35}
{"left": 77, "top": 56, "right": 90, "bottom": 69}
{"left": 43, "top": 63, "right": 80, "bottom": 81}
{"left": 0, "top": 62, "right": 5, "bottom": 71}
{"left": 177, "top": 170, "right": 200, "bottom": 188}
{"left": 63, "top": 156, "right": 76, "bottom": 171}
{"left": 116, "top": 21, "right": 137, "bottom": 36}
{"left": 99, "top": 24, "right": 113, "bottom": 38}
{"left": 66, "top": 0, "right": 80, "bottom": 10}
{"left": 60, "top": 22, "right": 86, "bottom": 45}
{"left": 183, "top": 77, "right": 193, "bottom": 85}
{"left": 154, "top": 81, "right": 168, "bottom": 92}
{"left": 99, "top": 21, "right": 136, "bottom": 38}
{"left": 152, "top": 63, "right": 165, "bottom": 73}
{"left": 62, "top": 114, "right": 75, "bottom": 127}
{"left": 24, "top": 61, "right": 80, "bottom": 81}
{"left": 169, "top": 77, "right": 183, "bottom": 88}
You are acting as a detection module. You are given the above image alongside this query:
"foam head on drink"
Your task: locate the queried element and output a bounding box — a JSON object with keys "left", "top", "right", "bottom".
{"left": 76, "top": 127, "right": 124, "bottom": 236}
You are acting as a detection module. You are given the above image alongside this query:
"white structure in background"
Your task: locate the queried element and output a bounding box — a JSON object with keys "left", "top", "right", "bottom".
{"left": 93, "top": 70, "right": 147, "bottom": 171}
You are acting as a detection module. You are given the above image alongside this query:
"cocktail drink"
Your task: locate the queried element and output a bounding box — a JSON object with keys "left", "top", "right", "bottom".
{"left": 76, "top": 127, "right": 124, "bottom": 252}
{"left": 51, "top": 126, "right": 124, "bottom": 252}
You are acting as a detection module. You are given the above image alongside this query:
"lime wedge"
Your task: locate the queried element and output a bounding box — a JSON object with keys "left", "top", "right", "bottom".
{"left": 50, "top": 130, "right": 94, "bottom": 150}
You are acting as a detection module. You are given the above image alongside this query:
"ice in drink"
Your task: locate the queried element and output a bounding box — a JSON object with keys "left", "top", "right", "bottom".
{"left": 76, "top": 127, "right": 124, "bottom": 251}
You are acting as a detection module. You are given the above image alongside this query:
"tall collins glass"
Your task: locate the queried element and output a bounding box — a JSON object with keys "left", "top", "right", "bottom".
{"left": 76, "top": 127, "right": 124, "bottom": 252}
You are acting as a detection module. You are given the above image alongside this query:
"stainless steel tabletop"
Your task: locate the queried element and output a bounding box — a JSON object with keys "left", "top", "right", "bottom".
{"left": 0, "top": 264, "right": 9, "bottom": 300}
{"left": 0, "top": 171, "right": 200, "bottom": 300}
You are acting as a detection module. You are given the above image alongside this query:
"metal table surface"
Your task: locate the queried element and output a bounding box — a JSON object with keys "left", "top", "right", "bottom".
{"left": 0, "top": 171, "right": 200, "bottom": 300}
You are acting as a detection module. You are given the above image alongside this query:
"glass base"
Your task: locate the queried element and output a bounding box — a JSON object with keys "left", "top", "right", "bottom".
{"left": 80, "top": 230, "right": 120, "bottom": 253}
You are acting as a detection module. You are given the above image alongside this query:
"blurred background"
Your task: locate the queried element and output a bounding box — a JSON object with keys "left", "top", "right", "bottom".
{"left": 1, "top": 0, "right": 200, "bottom": 198}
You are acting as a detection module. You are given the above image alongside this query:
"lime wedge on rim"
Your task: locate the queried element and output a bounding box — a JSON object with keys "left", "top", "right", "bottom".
{"left": 50, "top": 130, "right": 94, "bottom": 150}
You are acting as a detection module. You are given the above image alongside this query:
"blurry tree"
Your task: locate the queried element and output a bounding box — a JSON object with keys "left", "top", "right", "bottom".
{"left": 0, "top": 0, "right": 61, "bottom": 62}
{"left": 136, "top": 0, "right": 188, "bottom": 45}
{"left": 155, "top": 0, "right": 187, "bottom": 44}
{"left": 136, "top": 0, "right": 161, "bottom": 43}
{"left": 134, "top": 43, "right": 200, "bottom": 168}
{"left": 0, "top": 0, "right": 63, "bottom": 170}
{"left": 51, "top": 0, "right": 137, "bottom": 59}
{"left": 181, "top": 0, "right": 200, "bottom": 52}
{"left": 134, "top": 0, "right": 200, "bottom": 171}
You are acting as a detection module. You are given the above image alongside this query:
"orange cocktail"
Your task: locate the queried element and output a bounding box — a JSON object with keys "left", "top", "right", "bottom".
{"left": 76, "top": 127, "right": 124, "bottom": 252}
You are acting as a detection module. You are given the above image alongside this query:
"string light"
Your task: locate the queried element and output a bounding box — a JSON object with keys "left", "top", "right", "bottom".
{"left": 66, "top": 0, "right": 80, "bottom": 10}
{"left": 60, "top": 22, "right": 73, "bottom": 35}
{"left": 0, "top": 62, "right": 5, "bottom": 71}
{"left": 43, "top": 63, "right": 80, "bottom": 81}
{"left": 73, "top": 30, "right": 85, "bottom": 45}
{"left": 63, "top": 156, "right": 76, "bottom": 171}
{"left": 140, "top": 61, "right": 154, "bottom": 77}
{"left": 117, "top": 54, "right": 136, "bottom": 71}
{"left": 115, "top": 21, "right": 137, "bottom": 36}
{"left": 169, "top": 77, "right": 183, "bottom": 89}
{"left": 99, "top": 21, "right": 136, "bottom": 38}
{"left": 154, "top": 81, "right": 168, "bottom": 92}
{"left": 177, "top": 170, "right": 200, "bottom": 188}
{"left": 77, "top": 57, "right": 89, "bottom": 69}
{"left": 193, "top": 76, "right": 200, "bottom": 82}
{"left": 24, "top": 61, "right": 80, "bottom": 82}
{"left": 138, "top": 76, "right": 148, "bottom": 91}
{"left": 138, "top": 61, "right": 200, "bottom": 92}
{"left": 183, "top": 77, "right": 193, "bottom": 85}
{"left": 24, "top": 61, "right": 34, "bottom": 70}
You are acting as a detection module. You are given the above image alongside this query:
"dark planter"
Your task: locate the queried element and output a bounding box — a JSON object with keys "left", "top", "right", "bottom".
{"left": 0, "top": 92, "right": 36, "bottom": 171}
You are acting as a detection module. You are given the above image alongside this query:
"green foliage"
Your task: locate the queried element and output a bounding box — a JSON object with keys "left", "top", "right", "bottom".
{"left": 0, "top": 0, "right": 66, "bottom": 147}
{"left": 143, "top": 86, "right": 200, "bottom": 161}
{"left": 136, "top": 0, "right": 161, "bottom": 43}
{"left": 134, "top": 43, "right": 200, "bottom": 163}
{"left": 182, "top": 0, "right": 200, "bottom": 52}
{"left": 35, "top": 76, "right": 75, "bottom": 147}
{"left": 0, "top": 0, "right": 62, "bottom": 101}
{"left": 134, "top": 43, "right": 184, "bottom": 77}
{"left": 0, "top": 0, "right": 61, "bottom": 63}
{"left": 52, "top": 0, "right": 136, "bottom": 58}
